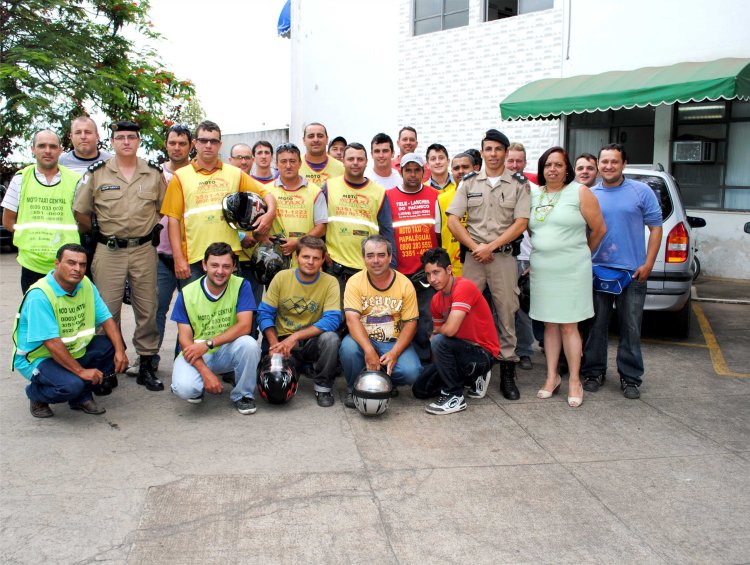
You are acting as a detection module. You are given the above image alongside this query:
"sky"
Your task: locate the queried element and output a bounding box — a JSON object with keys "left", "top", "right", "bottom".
{"left": 145, "top": 0, "right": 291, "bottom": 135}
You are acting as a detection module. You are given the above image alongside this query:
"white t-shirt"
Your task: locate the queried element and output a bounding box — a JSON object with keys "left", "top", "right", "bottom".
{"left": 58, "top": 149, "right": 112, "bottom": 174}
{"left": 365, "top": 168, "right": 402, "bottom": 190}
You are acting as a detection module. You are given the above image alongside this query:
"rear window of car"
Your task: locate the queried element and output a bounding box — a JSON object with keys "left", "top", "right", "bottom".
{"left": 624, "top": 174, "right": 673, "bottom": 220}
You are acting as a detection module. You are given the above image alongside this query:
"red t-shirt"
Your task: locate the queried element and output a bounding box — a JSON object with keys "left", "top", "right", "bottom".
{"left": 387, "top": 185, "right": 439, "bottom": 275}
{"left": 430, "top": 276, "right": 500, "bottom": 358}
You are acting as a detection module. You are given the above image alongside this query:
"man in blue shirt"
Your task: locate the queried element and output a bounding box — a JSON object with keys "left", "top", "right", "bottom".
{"left": 13, "top": 243, "right": 128, "bottom": 418}
{"left": 582, "top": 144, "right": 663, "bottom": 399}
{"left": 169, "top": 242, "right": 261, "bottom": 414}
{"left": 257, "top": 236, "right": 342, "bottom": 407}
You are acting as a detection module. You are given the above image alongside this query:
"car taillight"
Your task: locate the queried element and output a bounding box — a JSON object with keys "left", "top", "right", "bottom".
{"left": 666, "top": 222, "right": 688, "bottom": 263}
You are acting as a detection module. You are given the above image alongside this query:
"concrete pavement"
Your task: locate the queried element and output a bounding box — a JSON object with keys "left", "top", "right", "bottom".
{"left": 1, "top": 253, "right": 748, "bottom": 564}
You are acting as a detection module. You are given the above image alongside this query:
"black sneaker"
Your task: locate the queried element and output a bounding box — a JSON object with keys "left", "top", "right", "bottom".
{"left": 344, "top": 392, "right": 356, "bottom": 409}
{"left": 583, "top": 374, "right": 605, "bottom": 392}
{"left": 466, "top": 369, "right": 492, "bottom": 399}
{"left": 425, "top": 394, "right": 467, "bottom": 415}
{"left": 621, "top": 379, "right": 641, "bottom": 399}
{"left": 315, "top": 391, "right": 335, "bottom": 407}
{"left": 519, "top": 356, "right": 532, "bottom": 370}
{"left": 235, "top": 396, "right": 257, "bottom": 414}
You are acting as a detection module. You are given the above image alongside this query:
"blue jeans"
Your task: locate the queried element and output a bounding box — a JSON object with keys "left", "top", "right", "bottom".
{"left": 171, "top": 335, "right": 261, "bottom": 402}
{"left": 339, "top": 335, "right": 422, "bottom": 390}
{"left": 237, "top": 262, "right": 264, "bottom": 339}
{"left": 514, "top": 260, "right": 534, "bottom": 357}
{"left": 26, "top": 335, "right": 115, "bottom": 406}
{"left": 430, "top": 334, "right": 494, "bottom": 396}
{"left": 156, "top": 255, "right": 183, "bottom": 364}
{"left": 582, "top": 280, "right": 647, "bottom": 385}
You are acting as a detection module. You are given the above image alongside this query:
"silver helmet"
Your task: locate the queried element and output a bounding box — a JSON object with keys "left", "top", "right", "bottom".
{"left": 352, "top": 369, "right": 393, "bottom": 416}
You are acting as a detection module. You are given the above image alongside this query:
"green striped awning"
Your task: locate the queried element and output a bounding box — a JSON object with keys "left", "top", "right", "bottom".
{"left": 500, "top": 58, "right": 750, "bottom": 121}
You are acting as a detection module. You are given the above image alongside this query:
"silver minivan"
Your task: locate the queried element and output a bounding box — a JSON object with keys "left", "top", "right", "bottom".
{"left": 623, "top": 167, "right": 704, "bottom": 338}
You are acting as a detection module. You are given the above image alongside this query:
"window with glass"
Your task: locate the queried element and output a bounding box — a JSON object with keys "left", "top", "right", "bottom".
{"left": 485, "top": 0, "right": 553, "bottom": 21}
{"left": 672, "top": 100, "right": 750, "bottom": 211}
{"left": 414, "top": 0, "right": 469, "bottom": 35}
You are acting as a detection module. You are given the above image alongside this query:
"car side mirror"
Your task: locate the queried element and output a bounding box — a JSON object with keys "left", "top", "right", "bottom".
{"left": 687, "top": 216, "right": 706, "bottom": 229}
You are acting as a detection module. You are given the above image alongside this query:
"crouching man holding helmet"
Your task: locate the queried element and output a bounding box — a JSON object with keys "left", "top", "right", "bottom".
{"left": 169, "top": 242, "right": 261, "bottom": 414}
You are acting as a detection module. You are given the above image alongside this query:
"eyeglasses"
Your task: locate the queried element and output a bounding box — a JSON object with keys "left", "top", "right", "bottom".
{"left": 196, "top": 137, "right": 221, "bottom": 145}
{"left": 231, "top": 155, "right": 253, "bottom": 161}
{"left": 113, "top": 134, "right": 139, "bottom": 142}
{"left": 276, "top": 143, "right": 299, "bottom": 153}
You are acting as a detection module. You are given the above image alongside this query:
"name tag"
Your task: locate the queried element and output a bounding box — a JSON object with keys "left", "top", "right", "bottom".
{"left": 468, "top": 192, "right": 483, "bottom": 198}
{"left": 100, "top": 185, "right": 120, "bottom": 192}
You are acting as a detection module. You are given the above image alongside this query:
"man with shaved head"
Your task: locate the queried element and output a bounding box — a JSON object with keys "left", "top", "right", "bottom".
{"left": 2, "top": 130, "right": 82, "bottom": 292}
{"left": 59, "top": 116, "right": 112, "bottom": 174}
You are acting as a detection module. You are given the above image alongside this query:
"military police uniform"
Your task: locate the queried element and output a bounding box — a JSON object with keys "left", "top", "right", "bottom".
{"left": 445, "top": 130, "right": 530, "bottom": 399}
{"left": 72, "top": 121, "right": 166, "bottom": 391}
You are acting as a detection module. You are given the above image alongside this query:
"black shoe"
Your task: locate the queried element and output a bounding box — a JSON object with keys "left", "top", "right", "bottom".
{"left": 344, "top": 392, "right": 355, "bottom": 409}
{"left": 621, "top": 378, "right": 641, "bottom": 399}
{"left": 315, "top": 391, "right": 335, "bottom": 407}
{"left": 30, "top": 400, "right": 53, "bottom": 418}
{"left": 519, "top": 355, "right": 532, "bottom": 370}
{"left": 235, "top": 396, "right": 257, "bottom": 414}
{"left": 93, "top": 372, "right": 119, "bottom": 396}
{"left": 390, "top": 388, "right": 399, "bottom": 398}
{"left": 137, "top": 356, "right": 164, "bottom": 391}
{"left": 499, "top": 361, "right": 520, "bottom": 400}
{"left": 70, "top": 399, "right": 106, "bottom": 415}
{"left": 583, "top": 374, "right": 605, "bottom": 392}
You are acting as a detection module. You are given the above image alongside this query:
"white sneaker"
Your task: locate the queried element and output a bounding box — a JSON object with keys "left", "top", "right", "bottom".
{"left": 125, "top": 356, "right": 140, "bottom": 376}
{"left": 425, "top": 394, "right": 467, "bottom": 415}
{"left": 466, "top": 369, "right": 492, "bottom": 399}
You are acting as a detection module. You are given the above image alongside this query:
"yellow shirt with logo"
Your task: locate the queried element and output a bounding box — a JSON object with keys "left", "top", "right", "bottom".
{"left": 343, "top": 269, "right": 418, "bottom": 342}
{"left": 300, "top": 157, "right": 344, "bottom": 187}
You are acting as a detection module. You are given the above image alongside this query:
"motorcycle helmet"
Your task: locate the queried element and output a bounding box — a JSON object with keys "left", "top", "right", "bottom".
{"left": 251, "top": 239, "right": 290, "bottom": 286}
{"left": 257, "top": 354, "right": 298, "bottom": 404}
{"left": 222, "top": 192, "right": 267, "bottom": 230}
{"left": 352, "top": 369, "right": 393, "bottom": 416}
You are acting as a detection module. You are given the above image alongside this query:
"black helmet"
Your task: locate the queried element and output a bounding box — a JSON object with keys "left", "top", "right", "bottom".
{"left": 352, "top": 369, "right": 392, "bottom": 416}
{"left": 251, "top": 239, "right": 290, "bottom": 286}
{"left": 257, "top": 354, "right": 298, "bottom": 404}
{"left": 222, "top": 191, "right": 267, "bottom": 231}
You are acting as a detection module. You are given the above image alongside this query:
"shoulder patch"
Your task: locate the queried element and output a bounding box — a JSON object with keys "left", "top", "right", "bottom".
{"left": 87, "top": 160, "right": 106, "bottom": 172}
{"left": 512, "top": 171, "right": 528, "bottom": 183}
{"left": 147, "top": 159, "right": 163, "bottom": 172}
{"left": 461, "top": 171, "right": 478, "bottom": 182}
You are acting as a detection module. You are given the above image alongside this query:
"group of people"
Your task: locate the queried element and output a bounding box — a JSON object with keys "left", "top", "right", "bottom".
{"left": 3, "top": 116, "right": 662, "bottom": 418}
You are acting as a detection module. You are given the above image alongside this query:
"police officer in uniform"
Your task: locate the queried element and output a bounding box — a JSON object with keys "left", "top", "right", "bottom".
{"left": 73, "top": 120, "right": 166, "bottom": 391}
{"left": 446, "top": 129, "right": 531, "bottom": 400}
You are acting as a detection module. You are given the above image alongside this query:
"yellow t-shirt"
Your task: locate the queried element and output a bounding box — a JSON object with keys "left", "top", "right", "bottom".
{"left": 343, "top": 269, "right": 418, "bottom": 342}
{"left": 263, "top": 268, "right": 340, "bottom": 336}
{"left": 300, "top": 157, "right": 344, "bottom": 187}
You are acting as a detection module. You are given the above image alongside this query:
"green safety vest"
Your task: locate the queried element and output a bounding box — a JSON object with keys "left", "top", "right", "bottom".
{"left": 181, "top": 275, "right": 243, "bottom": 352}
{"left": 13, "top": 164, "right": 80, "bottom": 274}
{"left": 12, "top": 276, "right": 96, "bottom": 368}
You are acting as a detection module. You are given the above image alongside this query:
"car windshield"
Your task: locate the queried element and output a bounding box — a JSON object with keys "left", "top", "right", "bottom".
{"left": 625, "top": 174, "right": 673, "bottom": 220}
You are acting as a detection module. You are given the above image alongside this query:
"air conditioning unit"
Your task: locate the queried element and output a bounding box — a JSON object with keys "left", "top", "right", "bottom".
{"left": 672, "top": 141, "right": 716, "bottom": 163}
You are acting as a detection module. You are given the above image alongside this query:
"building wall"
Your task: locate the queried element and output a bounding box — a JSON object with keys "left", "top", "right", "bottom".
{"left": 219, "top": 129, "right": 289, "bottom": 162}
{"left": 397, "top": 0, "right": 563, "bottom": 168}
{"left": 289, "top": 0, "right": 400, "bottom": 150}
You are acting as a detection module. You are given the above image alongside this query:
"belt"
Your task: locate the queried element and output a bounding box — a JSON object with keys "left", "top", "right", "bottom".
{"left": 99, "top": 234, "right": 151, "bottom": 249}
{"left": 493, "top": 243, "right": 514, "bottom": 255}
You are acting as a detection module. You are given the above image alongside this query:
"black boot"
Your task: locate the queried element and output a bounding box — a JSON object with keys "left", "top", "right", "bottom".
{"left": 93, "top": 372, "right": 119, "bottom": 396}
{"left": 499, "top": 361, "right": 520, "bottom": 400}
{"left": 137, "top": 355, "right": 164, "bottom": 391}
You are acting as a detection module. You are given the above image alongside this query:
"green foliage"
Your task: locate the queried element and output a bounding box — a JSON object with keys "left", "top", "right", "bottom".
{"left": 0, "top": 0, "right": 196, "bottom": 172}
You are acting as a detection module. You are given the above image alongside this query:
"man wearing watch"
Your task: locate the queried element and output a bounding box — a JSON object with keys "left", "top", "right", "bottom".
{"left": 169, "top": 242, "right": 261, "bottom": 414}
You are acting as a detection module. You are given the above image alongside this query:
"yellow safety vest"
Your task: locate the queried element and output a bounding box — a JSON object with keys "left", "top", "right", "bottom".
{"left": 438, "top": 187, "right": 466, "bottom": 276}
{"left": 326, "top": 177, "right": 385, "bottom": 270}
{"left": 174, "top": 164, "right": 243, "bottom": 264}
{"left": 13, "top": 276, "right": 96, "bottom": 367}
{"left": 13, "top": 165, "right": 80, "bottom": 274}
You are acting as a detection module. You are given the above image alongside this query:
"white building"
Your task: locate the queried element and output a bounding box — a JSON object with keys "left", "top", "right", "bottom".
{"left": 290, "top": 0, "right": 750, "bottom": 278}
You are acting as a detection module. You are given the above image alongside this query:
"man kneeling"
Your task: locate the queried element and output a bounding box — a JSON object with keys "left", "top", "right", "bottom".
{"left": 170, "top": 242, "right": 261, "bottom": 414}
{"left": 421, "top": 248, "right": 499, "bottom": 415}
{"left": 13, "top": 243, "right": 128, "bottom": 418}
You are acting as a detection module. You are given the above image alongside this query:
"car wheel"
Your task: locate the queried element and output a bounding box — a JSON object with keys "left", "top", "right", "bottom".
{"left": 671, "top": 296, "right": 692, "bottom": 339}
{"left": 692, "top": 257, "right": 701, "bottom": 281}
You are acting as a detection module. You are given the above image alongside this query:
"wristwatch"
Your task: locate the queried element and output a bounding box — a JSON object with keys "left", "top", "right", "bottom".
{"left": 206, "top": 339, "right": 214, "bottom": 349}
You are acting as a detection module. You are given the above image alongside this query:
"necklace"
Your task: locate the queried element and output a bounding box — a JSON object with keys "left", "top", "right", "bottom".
{"left": 534, "top": 186, "right": 563, "bottom": 222}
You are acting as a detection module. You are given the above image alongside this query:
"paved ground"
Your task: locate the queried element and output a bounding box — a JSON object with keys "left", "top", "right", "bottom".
{"left": 1, "top": 253, "right": 748, "bottom": 564}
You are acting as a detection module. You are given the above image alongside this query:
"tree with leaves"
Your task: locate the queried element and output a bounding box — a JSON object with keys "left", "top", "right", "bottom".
{"left": 0, "top": 0, "right": 196, "bottom": 174}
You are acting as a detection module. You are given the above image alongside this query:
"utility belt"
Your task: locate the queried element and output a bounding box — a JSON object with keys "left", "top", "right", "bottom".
{"left": 459, "top": 234, "right": 523, "bottom": 263}
{"left": 99, "top": 223, "right": 163, "bottom": 250}
{"left": 325, "top": 260, "right": 360, "bottom": 280}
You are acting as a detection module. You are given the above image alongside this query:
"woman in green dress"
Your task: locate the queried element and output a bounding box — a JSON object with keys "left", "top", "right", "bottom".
{"left": 528, "top": 147, "right": 606, "bottom": 407}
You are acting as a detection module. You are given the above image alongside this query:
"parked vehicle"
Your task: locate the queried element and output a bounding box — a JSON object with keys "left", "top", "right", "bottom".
{"left": 0, "top": 183, "right": 15, "bottom": 252}
{"left": 624, "top": 166, "right": 704, "bottom": 338}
